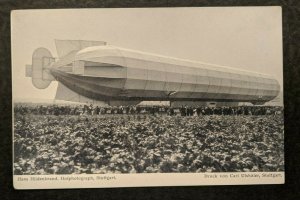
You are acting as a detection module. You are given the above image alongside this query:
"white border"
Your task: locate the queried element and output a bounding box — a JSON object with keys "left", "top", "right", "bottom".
{"left": 14, "top": 172, "right": 284, "bottom": 189}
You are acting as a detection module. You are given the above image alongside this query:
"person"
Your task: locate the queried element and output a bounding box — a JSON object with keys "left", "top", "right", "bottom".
{"left": 188, "top": 107, "right": 194, "bottom": 116}
{"left": 125, "top": 106, "right": 130, "bottom": 114}
{"left": 170, "top": 107, "right": 175, "bottom": 116}
{"left": 196, "top": 107, "right": 201, "bottom": 116}
{"left": 150, "top": 106, "right": 155, "bottom": 115}
{"left": 95, "top": 106, "right": 100, "bottom": 115}
{"left": 180, "top": 106, "right": 185, "bottom": 116}
{"left": 89, "top": 104, "right": 94, "bottom": 115}
{"left": 136, "top": 106, "right": 141, "bottom": 114}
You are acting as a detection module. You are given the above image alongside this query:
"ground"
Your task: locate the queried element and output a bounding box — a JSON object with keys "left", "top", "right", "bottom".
{"left": 13, "top": 112, "right": 284, "bottom": 174}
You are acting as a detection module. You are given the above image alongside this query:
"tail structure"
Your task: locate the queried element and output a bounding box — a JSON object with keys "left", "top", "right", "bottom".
{"left": 26, "top": 48, "right": 55, "bottom": 89}
{"left": 26, "top": 40, "right": 107, "bottom": 89}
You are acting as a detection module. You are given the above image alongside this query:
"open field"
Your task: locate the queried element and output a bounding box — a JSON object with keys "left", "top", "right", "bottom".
{"left": 13, "top": 106, "right": 284, "bottom": 175}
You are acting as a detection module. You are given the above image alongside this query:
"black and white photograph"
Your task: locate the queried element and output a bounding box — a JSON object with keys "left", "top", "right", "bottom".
{"left": 11, "top": 7, "right": 284, "bottom": 189}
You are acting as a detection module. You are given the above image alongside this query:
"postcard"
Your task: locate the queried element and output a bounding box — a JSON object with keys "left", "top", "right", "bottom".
{"left": 11, "top": 7, "right": 284, "bottom": 189}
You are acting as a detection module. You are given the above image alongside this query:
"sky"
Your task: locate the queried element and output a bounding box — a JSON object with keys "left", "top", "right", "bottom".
{"left": 11, "top": 7, "right": 283, "bottom": 101}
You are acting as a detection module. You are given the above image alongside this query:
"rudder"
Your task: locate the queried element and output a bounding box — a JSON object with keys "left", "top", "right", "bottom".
{"left": 28, "top": 48, "right": 55, "bottom": 89}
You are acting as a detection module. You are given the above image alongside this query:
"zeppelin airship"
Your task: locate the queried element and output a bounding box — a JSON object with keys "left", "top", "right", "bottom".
{"left": 25, "top": 40, "right": 280, "bottom": 106}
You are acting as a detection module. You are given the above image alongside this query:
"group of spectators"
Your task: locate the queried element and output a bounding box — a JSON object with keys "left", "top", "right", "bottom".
{"left": 13, "top": 103, "right": 284, "bottom": 175}
{"left": 14, "top": 104, "right": 283, "bottom": 116}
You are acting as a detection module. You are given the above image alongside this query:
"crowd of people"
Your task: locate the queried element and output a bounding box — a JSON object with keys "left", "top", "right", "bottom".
{"left": 13, "top": 103, "right": 284, "bottom": 175}
{"left": 14, "top": 104, "right": 283, "bottom": 116}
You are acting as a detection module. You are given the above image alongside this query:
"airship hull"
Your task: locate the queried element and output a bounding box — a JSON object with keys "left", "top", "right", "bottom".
{"left": 26, "top": 40, "right": 280, "bottom": 105}
{"left": 51, "top": 72, "right": 278, "bottom": 103}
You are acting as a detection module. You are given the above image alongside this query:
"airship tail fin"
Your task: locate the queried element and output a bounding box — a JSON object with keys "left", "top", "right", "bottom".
{"left": 26, "top": 48, "right": 55, "bottom": 89}
{"left": 55, "top": 39, "right": 106, "bottom": 58}
{"left": 55, "top": 82, "right": 108, "bottom": 106}
{"left": 55, "top": 83, "right": 141, "bottom": 106}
